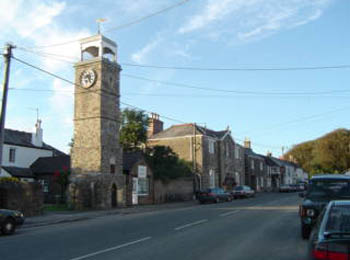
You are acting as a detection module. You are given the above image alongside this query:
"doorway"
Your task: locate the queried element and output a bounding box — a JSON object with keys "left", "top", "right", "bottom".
{"left": 111, "top": 184, "right": 117, "bottom": 208}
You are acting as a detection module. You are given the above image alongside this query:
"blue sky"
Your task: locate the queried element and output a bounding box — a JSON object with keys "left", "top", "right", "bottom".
{"left": 0, "top": 0, "right": 349, "bottom": 156}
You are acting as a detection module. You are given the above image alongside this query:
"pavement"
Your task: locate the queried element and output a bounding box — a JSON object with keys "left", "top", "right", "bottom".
{"left": 1, "top": 192, "right": 307, "bottom": 260}
{"left": 23, "top": 200, "right": 199, "bottom": 228}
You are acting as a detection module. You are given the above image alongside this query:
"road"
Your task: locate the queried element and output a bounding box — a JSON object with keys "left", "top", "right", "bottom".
{"left": 0, "top": 192, "right": 307, "bottom": 260}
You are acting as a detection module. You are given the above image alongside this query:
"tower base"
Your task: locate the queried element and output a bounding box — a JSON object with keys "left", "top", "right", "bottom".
{"left": 68, "top": 172, "right": 126, "bottom": 210}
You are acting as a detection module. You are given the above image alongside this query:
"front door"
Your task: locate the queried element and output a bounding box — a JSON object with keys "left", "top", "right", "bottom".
{"left": 132, "top": 177, "right": 138, "bottom": 205}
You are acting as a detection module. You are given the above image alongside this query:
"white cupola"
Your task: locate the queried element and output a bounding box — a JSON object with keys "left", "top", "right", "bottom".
{"left": 80, "top": 34, "right": 117, "bottom": 62}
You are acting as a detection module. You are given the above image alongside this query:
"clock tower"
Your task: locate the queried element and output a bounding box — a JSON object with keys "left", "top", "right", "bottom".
{"left": 69, "top": 34, "right": 125, "bottom": 209}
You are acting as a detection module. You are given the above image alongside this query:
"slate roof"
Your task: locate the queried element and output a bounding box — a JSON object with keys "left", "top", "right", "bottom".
{"left": 31, "top": 155, "right": 70, "bottom": 175}
{"left": 150, "top": 124, "right": 229, "bottom": 140}
{"left": 2, "top": 166, "right": 34, "bottom": 178}
{"left": 123, "top": 151, "right": 144, "bottom": 171}
{"left": 4, "top": 129, "right": 65, "bottom": 156}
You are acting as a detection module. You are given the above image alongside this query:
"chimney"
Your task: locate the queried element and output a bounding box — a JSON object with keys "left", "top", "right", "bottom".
{"left": 147, "top": 113, "right": 163, "bottom": 138}
{"left": 244, "top": 137, "right": 251, "bottom": 149}
{"left": 32, "top": 119, "right": 43, "bottom": 147}
{"left": 267, "top": 151, "right": 272, "bottom": 157}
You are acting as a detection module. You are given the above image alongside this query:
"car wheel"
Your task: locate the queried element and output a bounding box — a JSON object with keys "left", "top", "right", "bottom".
{"left": 301, "top": 224, "right": 311, "bottom": 240}
{"left": 215, "top": 197, "right": 220, "bottom": 203}
{"left": 2, "top": 218, "right": 16, "bottom": 235}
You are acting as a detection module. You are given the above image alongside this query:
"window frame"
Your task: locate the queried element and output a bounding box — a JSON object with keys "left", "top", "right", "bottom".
{"left": 9, "top": 147, "right": 16, "bottom": 163}
{"left": 137, "top": 177, "right": 149, "bottom": 196}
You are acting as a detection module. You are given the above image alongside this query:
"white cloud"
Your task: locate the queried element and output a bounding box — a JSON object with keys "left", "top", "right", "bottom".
{"left": 178, "top": 0, "right": 332, "bottom": 41}
{"left": 131, "top": 37, "right": 162, "bottom": 64}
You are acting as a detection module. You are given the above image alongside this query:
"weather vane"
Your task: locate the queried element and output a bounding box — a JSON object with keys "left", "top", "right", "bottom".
{"left": 96, "top": 18, "right": 107, "bottom": 34}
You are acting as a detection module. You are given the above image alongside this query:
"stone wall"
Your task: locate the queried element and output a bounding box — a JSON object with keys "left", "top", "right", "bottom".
{"left": 154, "top": 177, "right": 194, "bottom": 204}
{"left": 0, "top": 182, "right": 43, "bottom": 217}
{"left": 68, "top": 173, "right": 125, "bottom": 210}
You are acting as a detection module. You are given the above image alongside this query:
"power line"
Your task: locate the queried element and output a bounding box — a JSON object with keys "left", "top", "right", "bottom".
{"left": 105, "top": 0, "right": 191, "bottom": 32}
{"left": 123, "top": 73, "right": 350, "bottom": 96}
{"left": 121, "top": 62, "right": 350, "bottom": 72}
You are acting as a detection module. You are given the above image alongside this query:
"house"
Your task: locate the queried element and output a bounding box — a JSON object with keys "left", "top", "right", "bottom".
{"left": 30, "top": 155, "right": 70, "bottom": 203}
{"left": 123, "top": 151, "right": 153, "bottom": 206}
{"left": 0, "top": 119, "right": 65, "bottom": 182}
{"left": 264, "top": 153, "right": 282, "bottom": 190}
{"left": 243, "top": 138, "right": 267, "bottom": 191}
{"left": 147, "top": 114, "right": 239, "bottom": 191}
{"left": 233, "top": 143, "right": 245, "bottom": 186}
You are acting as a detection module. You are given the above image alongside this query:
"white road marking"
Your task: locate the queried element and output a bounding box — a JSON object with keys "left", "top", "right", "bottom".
{"left": 174, "top": 219, "right": 208, "bottom": 231}
{"left": 68, "top": 236, "right": 152, "bottom": 260}
{"left": 219, "top": 210, "right": 240, "bottom": 217}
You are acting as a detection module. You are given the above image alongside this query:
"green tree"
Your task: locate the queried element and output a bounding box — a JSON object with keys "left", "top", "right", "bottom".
{"left": 145, "top": 146, "right": 193, "bottom": 182}
{"left": 120, "top": 109, "right": 149, "bottom": 151}
{"left": 285, "top": 128, "right": 350, "bottom": 175}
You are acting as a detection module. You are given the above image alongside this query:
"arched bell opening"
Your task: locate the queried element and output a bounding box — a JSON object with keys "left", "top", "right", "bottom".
{"left": 82, "top": 46, "right": 99, "bottom": 61}
{"left": 103, "top": 47, "right": 116, "bottom": 62}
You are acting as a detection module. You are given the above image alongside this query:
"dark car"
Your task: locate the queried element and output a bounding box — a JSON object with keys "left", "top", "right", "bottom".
{"left": 279, "top": 185, "right": 291, "bottom": 193}
{"left": 0, "top": 209, "right": 25, "bottom": 235}
{"left": 299, "top": 174, "right": 350, "bottom": 239}
{"left": 231, "top": 185, "right": 255, "bottom": 199}
{"left": 308, "top": 200, "right": 350, "bottom": 259}
{"left": 198, "top": 188, "right": 232, "bottom": 204}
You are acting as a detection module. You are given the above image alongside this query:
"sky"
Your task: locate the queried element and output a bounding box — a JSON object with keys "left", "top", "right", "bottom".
{"left": 0, "top": 0, "right": 349, "bottom": 157}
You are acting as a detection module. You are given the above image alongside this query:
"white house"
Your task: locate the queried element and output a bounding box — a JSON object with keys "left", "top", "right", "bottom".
{"left": 0, "top": 120, "right": 64, "bottom": 181}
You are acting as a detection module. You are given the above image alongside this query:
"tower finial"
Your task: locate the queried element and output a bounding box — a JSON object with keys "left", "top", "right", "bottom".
{"left": 96, "top": 18, "right": 107, "bottom": 34}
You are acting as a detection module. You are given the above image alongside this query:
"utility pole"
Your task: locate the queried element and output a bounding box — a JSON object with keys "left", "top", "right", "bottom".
{"left": 0, "top": 43, "right": 15, "bottom": 173}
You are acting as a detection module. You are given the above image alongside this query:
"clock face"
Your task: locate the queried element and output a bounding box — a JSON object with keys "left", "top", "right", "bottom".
{"left": 80, "top": 69, "right": 96, "bottom": 88}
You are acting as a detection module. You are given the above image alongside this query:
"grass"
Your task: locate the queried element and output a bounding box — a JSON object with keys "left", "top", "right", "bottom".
{"left": 43, "top": 204, "right": 72, "bottom": 212}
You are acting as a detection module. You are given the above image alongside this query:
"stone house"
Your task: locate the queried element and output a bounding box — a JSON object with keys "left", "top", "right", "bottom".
{"left": 264, "top": 155, "right": 282, "bottom": 190}
{"left": 123, "top": 151, "right": 153, "bottom": 206}
{"left": 147, "top": 115, "right": 237, "bottom": 191}
{"left": 233, "top": 143, "right": 245, "bottom": 186}
{"left": 244, "top": 139, "right": 267, "bottom": 191}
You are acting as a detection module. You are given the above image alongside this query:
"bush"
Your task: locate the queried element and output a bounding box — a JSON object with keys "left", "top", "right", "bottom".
{"left": 0, "top": 177, "right": 20, "bottom": 184}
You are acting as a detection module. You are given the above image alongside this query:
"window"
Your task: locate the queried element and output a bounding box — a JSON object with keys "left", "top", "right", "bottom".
{"left": 260, "top": 162, "right": 263, "bottom": 171}
{"left": 110, "top": 164, "right": 115, "bottom": 174}
{"left": 209, "top": 140, "right": 215, "bottom": 154}
{"left": 251, "top": 160, "right": 254, "bottom": 169}
{"left": 235, "top": 147, "right": 240, "bottom": 159}
{"left": 138, "top": 178, "right": 149, "bottom": 195}
{"left": 9, "top": 148, "right": 16, "bottom": 163}
{"left": 225, "top": 143, "right": 230, "bottom": 158}
{"left": 209, "top": 169, "right": 215, "bottom": 188}
{"left": 39, "top": 180, "right": 49, "bottom": 193}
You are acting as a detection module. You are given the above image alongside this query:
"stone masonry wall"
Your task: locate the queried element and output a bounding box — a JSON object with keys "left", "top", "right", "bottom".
{"left": 0, "top": 182, "right": 43, "bottom": 217}
{"left": 153, "top": 177, "right": 194, "bottom": 203}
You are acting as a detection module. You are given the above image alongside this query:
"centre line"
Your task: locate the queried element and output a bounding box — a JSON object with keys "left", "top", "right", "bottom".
{"left": 174, "top": 219, "right": 208, "bottom": 231}
{"left": 68, "top": 236, "right": 152, "bottom": 260}
{"left": 219, "top": 210, "right": 240, "bottom": 217}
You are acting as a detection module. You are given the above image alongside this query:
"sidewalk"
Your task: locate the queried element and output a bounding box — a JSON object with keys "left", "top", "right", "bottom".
{"left": 23, "top": 200, "right": 198, "bottom": 229}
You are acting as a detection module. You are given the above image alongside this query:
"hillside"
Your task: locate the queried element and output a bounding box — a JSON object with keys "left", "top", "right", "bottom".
{"left": 284, "top": 129, "right": 350, "bottom": 175}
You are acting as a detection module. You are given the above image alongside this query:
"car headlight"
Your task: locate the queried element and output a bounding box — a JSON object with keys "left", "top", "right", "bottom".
{"left": 306, "top": 209, "right": 315, "bottom": 217}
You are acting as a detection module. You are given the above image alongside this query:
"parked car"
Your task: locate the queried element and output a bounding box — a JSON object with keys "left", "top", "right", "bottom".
{"left": 308, "top": 200, "right": 350, "bottom": 259}
{"left": 290, "top": 184, "right": 299, "bottom": 192}
{"left": 0, "top": 209, "right": 25, "bottom": 235}
{"left": 231, "top": 185, "right": 255, "bottom": 199}
{"left": 279, "top": 185, "right": 291, "bottom": 192}
{"left": 198, "top": 188, "right": 232, "bottom": 204}
{"left": 299, "top": 174, "right": 350, "bottom": 239}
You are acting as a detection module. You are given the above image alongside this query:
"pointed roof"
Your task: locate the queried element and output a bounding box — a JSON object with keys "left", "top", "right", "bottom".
{"left": 150, "top": 123, "right": 229, "bottom": 140}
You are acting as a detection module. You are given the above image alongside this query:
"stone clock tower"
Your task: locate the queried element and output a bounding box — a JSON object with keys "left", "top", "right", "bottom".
{"left": 69, "top": 34, "right": 125, "bottom": 209}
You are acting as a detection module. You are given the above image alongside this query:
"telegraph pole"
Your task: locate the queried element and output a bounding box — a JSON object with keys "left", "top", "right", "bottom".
{"left": 0, "top": 43, "right": 15, "bottom": 173}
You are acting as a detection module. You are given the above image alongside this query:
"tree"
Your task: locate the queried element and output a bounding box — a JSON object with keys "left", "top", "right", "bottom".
{"left": 145, "top": 146, "right": 193, "bottom": 182}
{"left": 120, "top": 109, "right": 149, "bottom": 151}
{"left": 285, "top": 128, "right": 350, "bottom": 175}
{"left": 53, "top": 166, "right": 70, "bottom": 203}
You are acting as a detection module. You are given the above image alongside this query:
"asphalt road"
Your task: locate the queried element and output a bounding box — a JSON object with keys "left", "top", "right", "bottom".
{"left": 0, "top": 192, "right": 307, "bottom": 260}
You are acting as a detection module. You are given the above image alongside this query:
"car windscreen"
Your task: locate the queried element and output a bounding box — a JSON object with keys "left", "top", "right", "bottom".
{"left": 308, "top": 179, "right": 350, "bottom": 198}
{"left": 234, "top": 186, "right": 243, "bottom": 191}
{"left": 326, "top": 205, "right": 350, "bottom": 233}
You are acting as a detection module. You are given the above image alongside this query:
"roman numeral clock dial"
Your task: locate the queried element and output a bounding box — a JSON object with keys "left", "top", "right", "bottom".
{"left": 80, "top": 69, "right": 97, "bottom": 88}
